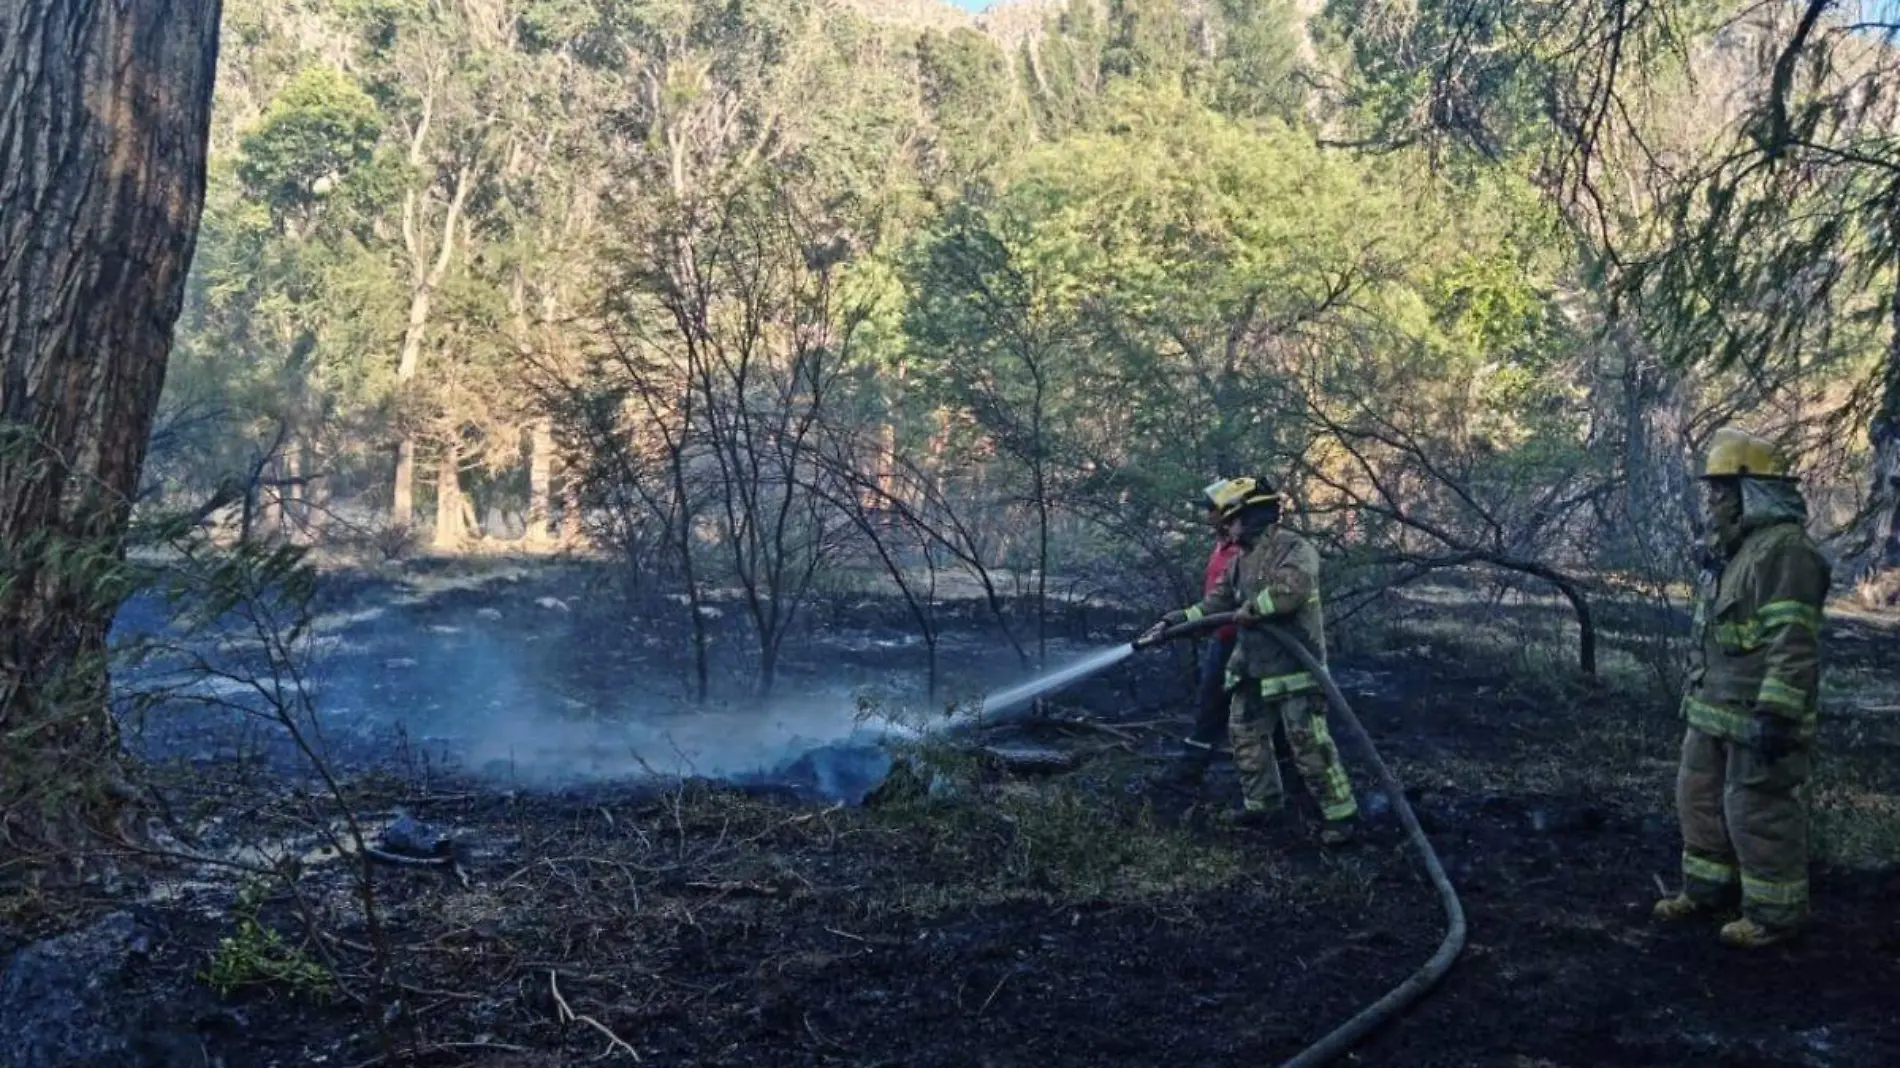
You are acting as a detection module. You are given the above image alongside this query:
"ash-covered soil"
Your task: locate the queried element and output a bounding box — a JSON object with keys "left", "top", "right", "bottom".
{"left": 108, "top": 555, "right": 1139, "bottom": 789}
{"left": 9, "top": 557, "right": 1900, "bottom": 1068}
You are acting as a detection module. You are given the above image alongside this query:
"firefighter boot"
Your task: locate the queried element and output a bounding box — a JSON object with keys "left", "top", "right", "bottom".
{"left": 1652, "top": 894, "right": 1715, "bottom": 923}
{"left": 1222, "top": 798, "right": 1285, "bottom": 829}
{"left": 1720, "top": 917, "right": 1802, "bottom": 949}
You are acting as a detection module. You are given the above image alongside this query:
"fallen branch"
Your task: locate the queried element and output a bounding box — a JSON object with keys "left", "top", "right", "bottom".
{"left": 1051, "top": 720, "right": 1141, "bottom": 743}
{"left": 550, "top": 969, "right": 642, "bottom": 1061}
{"left": 364, "top": 846, "right": 469, "bottom": 888}
{"left": 363, "top": 846, "right": 452, "bottom": 868}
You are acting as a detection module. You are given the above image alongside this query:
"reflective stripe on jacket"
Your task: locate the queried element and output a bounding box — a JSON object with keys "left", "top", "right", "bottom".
{"left": 1684, "top": 520, "right": 1829, "bottom": 744}
{"left": 1181, "top": 526, "right": 1325, "bottom": 688}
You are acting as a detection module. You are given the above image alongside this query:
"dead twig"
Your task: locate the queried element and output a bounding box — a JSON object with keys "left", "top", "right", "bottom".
{"left": 977, "top": 970, "right": 1012, "bottom": 1016}
{"left": 498, "top": 855, "right": 647, "bottom": 890}
{"left": 684, "top": 879, "right": 781, "bottom": 896}
{"left": 789, "top": 801, "right": 847, "bottom": 824}
{"left": 804, "top": 1012, "right": 851, "bottom": 1052}
{"left": 347, "top": 1040, "right": 530, "bottom": 1068}
{"left": 550, "top": 969, "right": 643, "bottom": 1061}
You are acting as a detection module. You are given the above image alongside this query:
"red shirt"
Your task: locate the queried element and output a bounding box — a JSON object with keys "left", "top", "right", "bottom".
{"left": 1204, "top": 537, "right": 1242, "bottom": 641}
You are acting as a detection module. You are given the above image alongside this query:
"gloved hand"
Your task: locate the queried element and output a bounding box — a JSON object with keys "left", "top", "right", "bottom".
{"left": 1137, "top": 611, "right": 1183, "bottom": 647}
{"left": 1753, "top": 712, "right": 1802, "bottom": 762}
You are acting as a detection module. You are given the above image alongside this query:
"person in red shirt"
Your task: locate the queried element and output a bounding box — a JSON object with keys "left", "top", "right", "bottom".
{"left": 1156, "top": 480, "right": 1244, "bottom": 791}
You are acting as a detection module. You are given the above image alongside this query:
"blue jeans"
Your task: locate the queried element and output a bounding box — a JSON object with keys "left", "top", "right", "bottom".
{"left": 1187, "top": 636, "right": 1236, "bottom": 752}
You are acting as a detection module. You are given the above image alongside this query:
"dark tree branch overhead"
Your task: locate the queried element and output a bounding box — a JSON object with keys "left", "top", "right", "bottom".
{"left": 1763, "top": 0, "right": 1834, "bottom": 159}
{"left": 1342, "top": 0, "right": 1900, "bottom": 577}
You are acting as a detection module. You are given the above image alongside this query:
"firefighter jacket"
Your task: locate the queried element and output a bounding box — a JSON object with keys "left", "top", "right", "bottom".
{"left": 1175, "top": 525, "right": 1326, "bottom": 699}
{"left": 1684, "top": 479, "right": 1831, "bottom": 746}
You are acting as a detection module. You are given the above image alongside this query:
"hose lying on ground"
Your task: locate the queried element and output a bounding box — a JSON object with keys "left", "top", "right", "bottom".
{"left": 1259, "top": 621, "right": 1468, "bottom": 1068}
{"left": 1140, "top": 614, "right": 1467, "bottom": 1068}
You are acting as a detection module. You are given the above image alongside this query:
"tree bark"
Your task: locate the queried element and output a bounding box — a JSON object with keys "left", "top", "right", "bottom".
{"left": 0, "top": 0, "right": 223, "bottom": 859}
{"left": 1869, "top": 267, "right": 1900, "bottom": 586}
{"left": 526, "top": 419, "right": 553, "bottom": 547}
{"left": 393, "top": 437, "right": 416, "bottom": 529}
{"left": 258, "top": 451, "right": 283, "bottom": 540}
{"left": 283, "top": 439, "right": 305, "bottom": 540}
{"left": 432, "top": 443, "right": 463, "bottom": 551}
{"left": 303, "top": 438, "right": 330, "bottom": 540}
{"left": 560, "top": 464, "right": 582, "bottom": 543}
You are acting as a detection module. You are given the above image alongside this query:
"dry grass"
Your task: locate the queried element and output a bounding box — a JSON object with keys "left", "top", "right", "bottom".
{"left": 868, "top": 773, "right": 1255, "bottom": 915}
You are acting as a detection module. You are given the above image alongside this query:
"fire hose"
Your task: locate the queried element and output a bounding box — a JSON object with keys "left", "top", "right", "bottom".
{"left": 1135, "top": 613, "right": 1468, "bottom": 1068}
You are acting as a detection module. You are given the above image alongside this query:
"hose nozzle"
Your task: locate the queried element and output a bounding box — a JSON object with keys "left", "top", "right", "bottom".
{"left": 1134, "top": 611, "right": 1239, "bottom": 650}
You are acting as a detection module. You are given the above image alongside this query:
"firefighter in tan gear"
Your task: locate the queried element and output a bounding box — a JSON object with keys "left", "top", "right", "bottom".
{"left": 1654, "top": 428, "right": 1831, "bottom": 949}
{"left": 1148, "top": 477, "right": 1360, "bottom": 845}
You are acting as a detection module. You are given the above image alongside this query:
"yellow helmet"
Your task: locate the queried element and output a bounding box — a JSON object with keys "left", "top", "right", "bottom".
{"left": 1204, "top": 475, "right": 1282, "bottom": 519}
{"left": 1701, "top": 427, "right": 1793, "bottom": 480}
{"left": 1201, "top": 477, "right": 1241, "bottom": 511}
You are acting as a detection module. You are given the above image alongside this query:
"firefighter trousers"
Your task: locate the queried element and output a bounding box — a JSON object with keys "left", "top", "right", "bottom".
{"left": 1676, "top": 726, "right": 1812, "bottom": 929}
{"left": 1182, "top": 636, "right": 1236, "bottom": 758}
{"left": 1229, "top": 688, "right": 1358, "bottom": 823}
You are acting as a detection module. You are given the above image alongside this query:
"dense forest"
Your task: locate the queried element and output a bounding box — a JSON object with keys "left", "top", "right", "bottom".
{"left": 152, "top": 0, "right": 1900, "bottom": 655}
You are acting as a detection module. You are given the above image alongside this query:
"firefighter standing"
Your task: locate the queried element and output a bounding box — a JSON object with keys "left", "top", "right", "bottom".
{"left": 1155, "top": 480, "right": 1245, "bottom": 791}
{"left": 1654, "top": 428, "right": 1831, "bottom": 948}
{"left": 1145, "top": 477, "right": 1360, "bottom": 845}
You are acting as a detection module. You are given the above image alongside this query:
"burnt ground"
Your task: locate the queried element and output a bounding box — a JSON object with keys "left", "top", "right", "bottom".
{"left": 9, "top": 556, "right": 1900, "bottom": 1067}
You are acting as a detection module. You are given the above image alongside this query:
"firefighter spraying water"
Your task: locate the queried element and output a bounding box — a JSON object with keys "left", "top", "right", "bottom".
{"left": 965, "top": 474, "right": 1465, "bottom": 1068}
{"left": 711, "top": 472, "right": 1467, "bottom": 1068}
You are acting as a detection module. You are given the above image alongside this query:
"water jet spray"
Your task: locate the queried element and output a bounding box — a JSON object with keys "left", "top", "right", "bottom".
{"left": 755, "top": 625, "right": 1184, "bottom": 802}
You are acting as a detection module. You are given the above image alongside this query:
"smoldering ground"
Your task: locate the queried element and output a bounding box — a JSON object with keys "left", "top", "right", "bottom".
{"left": 107, "top": 558, "right": 1144, "bottom": 801}
{"left": 31, "top": 556, "right": 1893, "bottom": 1068}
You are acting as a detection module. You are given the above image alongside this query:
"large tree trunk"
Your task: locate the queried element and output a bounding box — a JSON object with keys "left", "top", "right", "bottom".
{"left": 1617, "top": 335, "right": 1697, "bottom": 571}
{"left": 258, "top": 451, "right": 283, "bottom": 540}
{"left": 393, "top": 437, "right": 416, "bottom": 530}
{"left": 390, "top": 160, "right": 473, "bottom": 530}
{"left": 1872, "top": 420, "right": 1899, "bottom": 585}
{"left": 302, "top": 438, "right": 330, "bottom": 540}
{"left": 526, "top": 419, "right": 553, "bottom": 547}
{"left": 560, "top": 464, "right": 582, "bottom": 544}
{"left": 283, "top": 439, "right": 305, "bottom": 540}
{"left": 1869, "top": 283, "right": 1900, "bottom": 589}
{"left": 0, "top": 0, "right": 223, "bottom": 860}
{"left": 432, "top": 443, "right": 463, "bottom": 551}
